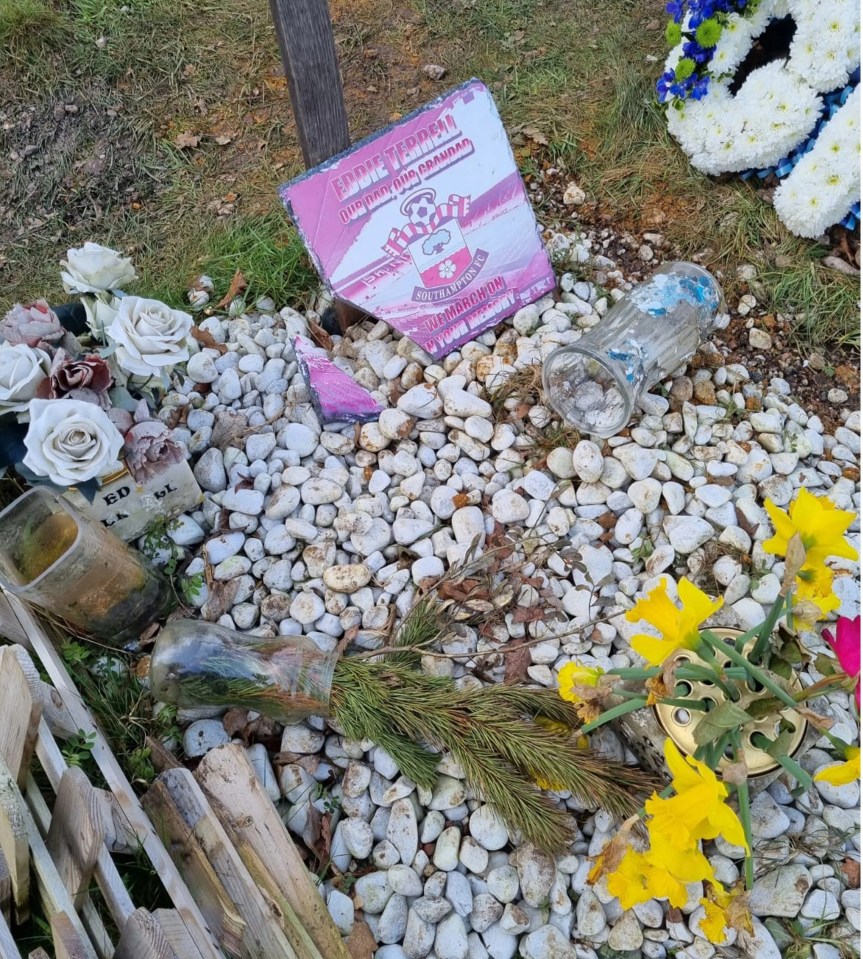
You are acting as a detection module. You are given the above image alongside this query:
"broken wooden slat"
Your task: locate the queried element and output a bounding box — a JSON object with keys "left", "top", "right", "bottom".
{"left": 50, "top": 911, "right": 96, "bottom": 959}
{"left": 0, "top": 908, "right": 22, "bottom": 959}
{"left": 46, "top": 768, "right": 105, "bottom": 911}
{"left": 147, "top": 769, "right": 300, "bottom": 959}
{"left": 25, "top": 775, "right": 115, "bottom": 959}
{"left": 153, "top": 910, "right": 213, "bottom": 959}
{"left": 27, "top": 951, "right": 51, "bottom": 959}
{"left": 7, "top": 645, "right": 77, "bottom": 741}
{"left": 196, "top": 745, "right": 346, "bottom": 959}
{"left": 114, "top": 908, "right": 179, "bottom": 959}
{"left": 142, "top": 780, "right": 246, "bottom": 959}
{"left": 3, "top": 593, "right": 224, "bottom": 959}
{"left": 0, "top": 763, "right": 28, "bottom": 923}
{"left": 31, "top": 723, "right": 136, "bottom": 929}
{"left": 0, "top": 593, "right": 29, "bottom": 648}
{"left": 0, "top": 758, "right": 96, "bottom": 956}
{"left": 0, "top": 648, "right": 42, "bottom": 788}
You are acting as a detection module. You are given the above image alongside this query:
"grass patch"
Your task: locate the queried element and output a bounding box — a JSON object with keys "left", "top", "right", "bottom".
{"left": 0, "top": 0, "right": 62, "bottom": 51}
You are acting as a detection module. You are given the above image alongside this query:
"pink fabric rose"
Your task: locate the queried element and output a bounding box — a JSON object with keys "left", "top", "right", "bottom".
{"left": 1, "top": 301, "right": 64, "bottom": 350}
{"left": 36, "top": 349, "right": 113, "bottom": 401}
{"left": 123, "top": 401, "right": 184, "bottom": 483}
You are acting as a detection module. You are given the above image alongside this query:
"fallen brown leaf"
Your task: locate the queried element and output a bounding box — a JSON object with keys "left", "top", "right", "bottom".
{"left": 190, "top": 325, "right": 228, "bottom": 354}
{"left": 174, "top": 131, "right": 201, "bottom": 149}
{"left": 503, "top": 640, "right": 531, "bottom": 683}
{"left": 215, "top": 268, "right": 247, "bottom": 308}
{"left": 308, "top": 318, "right": 333, "bottom": 351}
{"left": 841, "top": 857, "right": 860, "bottom": 887}
{"left": 345, "top": 921, "right": 377, "bottom": 959}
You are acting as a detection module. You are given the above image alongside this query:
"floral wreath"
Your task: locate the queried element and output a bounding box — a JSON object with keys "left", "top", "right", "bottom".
{"left": 658, "top": 0, "right": 861, "bottom": 237}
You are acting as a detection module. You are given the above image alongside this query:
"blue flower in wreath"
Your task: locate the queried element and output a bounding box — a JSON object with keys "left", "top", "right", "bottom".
{"left": 666, "top": 0, "right": 685, "bottom": 22}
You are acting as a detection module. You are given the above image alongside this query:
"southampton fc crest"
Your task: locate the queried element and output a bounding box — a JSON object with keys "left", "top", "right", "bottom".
{"left": 383, "top": 189, "right": 489, "bottom": 303}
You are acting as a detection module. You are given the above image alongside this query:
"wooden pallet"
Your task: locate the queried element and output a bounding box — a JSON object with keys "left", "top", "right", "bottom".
{"left": 0, "top": 591, "right": 349, "bottom": 959}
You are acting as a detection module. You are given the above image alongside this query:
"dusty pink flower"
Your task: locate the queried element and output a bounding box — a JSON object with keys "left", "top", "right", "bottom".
{"left": 823, "top": 616, "right": 861, "bottom": 708}
{"left": 1, "top": 301, "right": 64, "bottom": 349}
{"left": 36, "top": 349, "right": 112, "bottom": 401}
{"left": 123, "top": 402, "right": 184, "bottom": 483}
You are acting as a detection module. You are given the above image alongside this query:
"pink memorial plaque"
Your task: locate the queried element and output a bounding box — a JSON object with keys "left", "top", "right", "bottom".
{"left": 280, "top": 79, "right": 555, "bottom": 359}
{"left": 294, "top": 335, "right": 384, "bottom": 424}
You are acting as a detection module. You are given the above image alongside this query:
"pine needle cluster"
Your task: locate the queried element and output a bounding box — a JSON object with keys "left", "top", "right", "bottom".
{"left": 327, "top": 601, "right": 656, "bottom": 854}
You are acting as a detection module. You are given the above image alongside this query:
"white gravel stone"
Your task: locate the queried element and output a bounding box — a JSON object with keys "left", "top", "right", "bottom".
{"left": 470, "top": 806, "right": 509, "bottom": 850}
{"left": 387, "top": 799, "right": 419, "bottom": 865}
{"left": 183, "top": 720, "right": 230, "bottom": 758}
{"left": 491, "top": 490, "right": 530, "bottom": 524}
{"left": 572, "top": 441, "right": 604, "bottom": 482}
{"left": 435, "top": 913, "right": 469, "bottom": 959}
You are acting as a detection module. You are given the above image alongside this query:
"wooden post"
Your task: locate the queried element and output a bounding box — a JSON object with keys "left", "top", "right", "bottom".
{"left": 268, "top": 0, "right": 364, "bottom": 333}
{"left": 114, "top": 909, "right": 179, "bottom": 959}
{"left": 268, "top": 0, "right": 349, "bottom": 168}
{"left": 0, "top": 908, "right": 21, "bottom": 959}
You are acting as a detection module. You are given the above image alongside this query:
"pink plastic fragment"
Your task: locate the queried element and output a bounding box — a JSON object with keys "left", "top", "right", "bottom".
{"left": 293, "top": 334, "right": 384, "bottom": 424}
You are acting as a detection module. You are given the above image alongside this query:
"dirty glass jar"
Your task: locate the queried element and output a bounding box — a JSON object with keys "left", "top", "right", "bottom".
{"left": 542, "top": 262, "right": 727, "bottom": 437}
{"left": 0, "top": 487, "right": 173, "bottom": 645}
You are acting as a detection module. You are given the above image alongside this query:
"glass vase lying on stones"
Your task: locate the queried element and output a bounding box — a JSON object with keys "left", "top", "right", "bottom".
{"left": 149, "top": 615, "right": 658, "bottom": 854}
{"left": 542, "top": 261, "right": 728, "bottom": 437}
{"left": 0, "top": 487, "right": 173, "bottom": 645}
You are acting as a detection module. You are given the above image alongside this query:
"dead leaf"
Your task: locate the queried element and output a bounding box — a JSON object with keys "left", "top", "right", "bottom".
{"left": 522, "top": 125, "right": 549, "bottom": 146}
{"left": 452, "top": 492, "right": 471, "bottom": 509}
{"left": 794, "top": 706, "right": 835, "bottom": 731}
{"left": 511, "top": 606, "right": 544, "bottom": 623}
{"left": 190, "top": 325, "right": 228, "bottom": 354}
{"left": 214, "top": 134, "right": 233, "bottom": 145}
{"left": 841, "top": 857, "right": 861, "bottom": 887}
{"left": 503, "top": 641, "right": 531, "bottom": 683}
{"left": 223, "top": 708, "right": 249, "bottom": 738}
{"left": 345, "top": 921, "right": 377, "bottom": 959}
{"left": 215, "top": 269, "right": 247, "bottom": 308}
{"left": 308, "top": 318, "right": 333, "bottom": 351}
{"left": 174, "top": 131, "right": 201, "bottom": 149}
{"left": 721, "top": 751, "right": 749, "bottom": 785}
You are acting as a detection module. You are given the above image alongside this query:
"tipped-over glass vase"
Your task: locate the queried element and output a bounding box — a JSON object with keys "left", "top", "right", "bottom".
{"left": 542, "top": 262, "right": 727, "bottom": 437}
{"left": 149, "top": 620, "right": 337, "bottom": 722}
{"left": 0, "top": 487, "right": 173, "bottom": 645}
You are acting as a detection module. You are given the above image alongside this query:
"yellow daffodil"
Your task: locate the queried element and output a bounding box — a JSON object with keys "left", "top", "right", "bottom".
{"left": 813, "top": 745, "right": 860, "bottom": 786}
{"left": 794, "top": 564, "right": 841, "bottom": 627}
{"left": 646, "top": 740, "right": 749, "bottom": 850}
{"left": 557, "top": 661, "right": 605, "bottom": 703}
{"left": 764, "top": 489, "right": 858, "bottom": 566}
{"left": 698, "top": 882, "right": 753, "bottom": 944}
{"left": 625, "top": 577, "right": 723, "bottom": 666}
{"left": 606, "top": 844, "right": 714, "bottom": 909}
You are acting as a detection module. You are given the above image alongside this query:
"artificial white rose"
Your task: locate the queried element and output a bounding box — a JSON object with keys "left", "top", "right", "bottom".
{"left": 83, "top": 294, "right": 120, "bottom": 342}
{"left": 0, "top": 343, "right": 51, "bottom": 416}
{"left": 106, "top": 296, "right": 193, "bottom": 377}
{"left": 23, "top": 398, "right": 124, "bottom": 486}
{"left": 61, "top": 242, "right": 137, "bottom": 295}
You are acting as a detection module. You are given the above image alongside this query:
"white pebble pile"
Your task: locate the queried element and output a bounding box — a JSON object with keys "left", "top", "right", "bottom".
{"left": 156, "top": 228, "right": 860, "bottom": 959}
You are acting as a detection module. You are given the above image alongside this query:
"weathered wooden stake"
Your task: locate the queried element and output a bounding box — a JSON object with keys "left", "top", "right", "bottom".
{"left": 268, "top": 0, "right": 364, "bottom": 333}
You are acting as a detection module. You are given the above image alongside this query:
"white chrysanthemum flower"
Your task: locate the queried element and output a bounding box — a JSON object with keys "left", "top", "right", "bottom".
{"left": 774, "top": 86, "right": 861, "bottom": 237}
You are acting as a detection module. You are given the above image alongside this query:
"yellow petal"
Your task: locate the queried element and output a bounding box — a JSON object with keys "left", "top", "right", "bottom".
{"left": 678, "top": 577, "right": 723, "bottom": 625}
{"left": 814, "top": 747, "right": 860, "bottom": 786}
{"left": 699, "top": 898, "right": 729, "bottom": 944}
{"left": 630, "top": 633, "right": 679, "bottom": 667}
{"left": 557, "top": 662, "right": 583, "bottom": 703}
{"left": 663, "top": 739, "right": 711, "bottom": 795}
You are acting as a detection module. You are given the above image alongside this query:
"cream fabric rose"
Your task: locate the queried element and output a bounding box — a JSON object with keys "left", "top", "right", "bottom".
{"left": 23, "top": 398, "right": 124, "bottom": 486}
{"left": 107, "top": 297, "right": 193, "bottom": 377}
{"left": 83, "top": 295, "right": 120, "bottom": 342}
{"left": 61, "top": 242, "right": 137, "bottom": 295}
{"left": 0, "top": 344, "right": 51, "bottom": 415}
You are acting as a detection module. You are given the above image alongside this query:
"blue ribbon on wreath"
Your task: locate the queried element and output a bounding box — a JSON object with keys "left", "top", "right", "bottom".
{"left": 740, "top": 68, "right": 861, "bottom": 229}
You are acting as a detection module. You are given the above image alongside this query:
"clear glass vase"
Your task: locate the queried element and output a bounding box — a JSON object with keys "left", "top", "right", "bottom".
{"left": 149, "top": 620, "right": 337, "bottom": 722}
{"left": 542, "top": 262, "right": 727, "bottom": 437}
{"left": 0, "top": 487, "right": 173, "bottom": 646}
